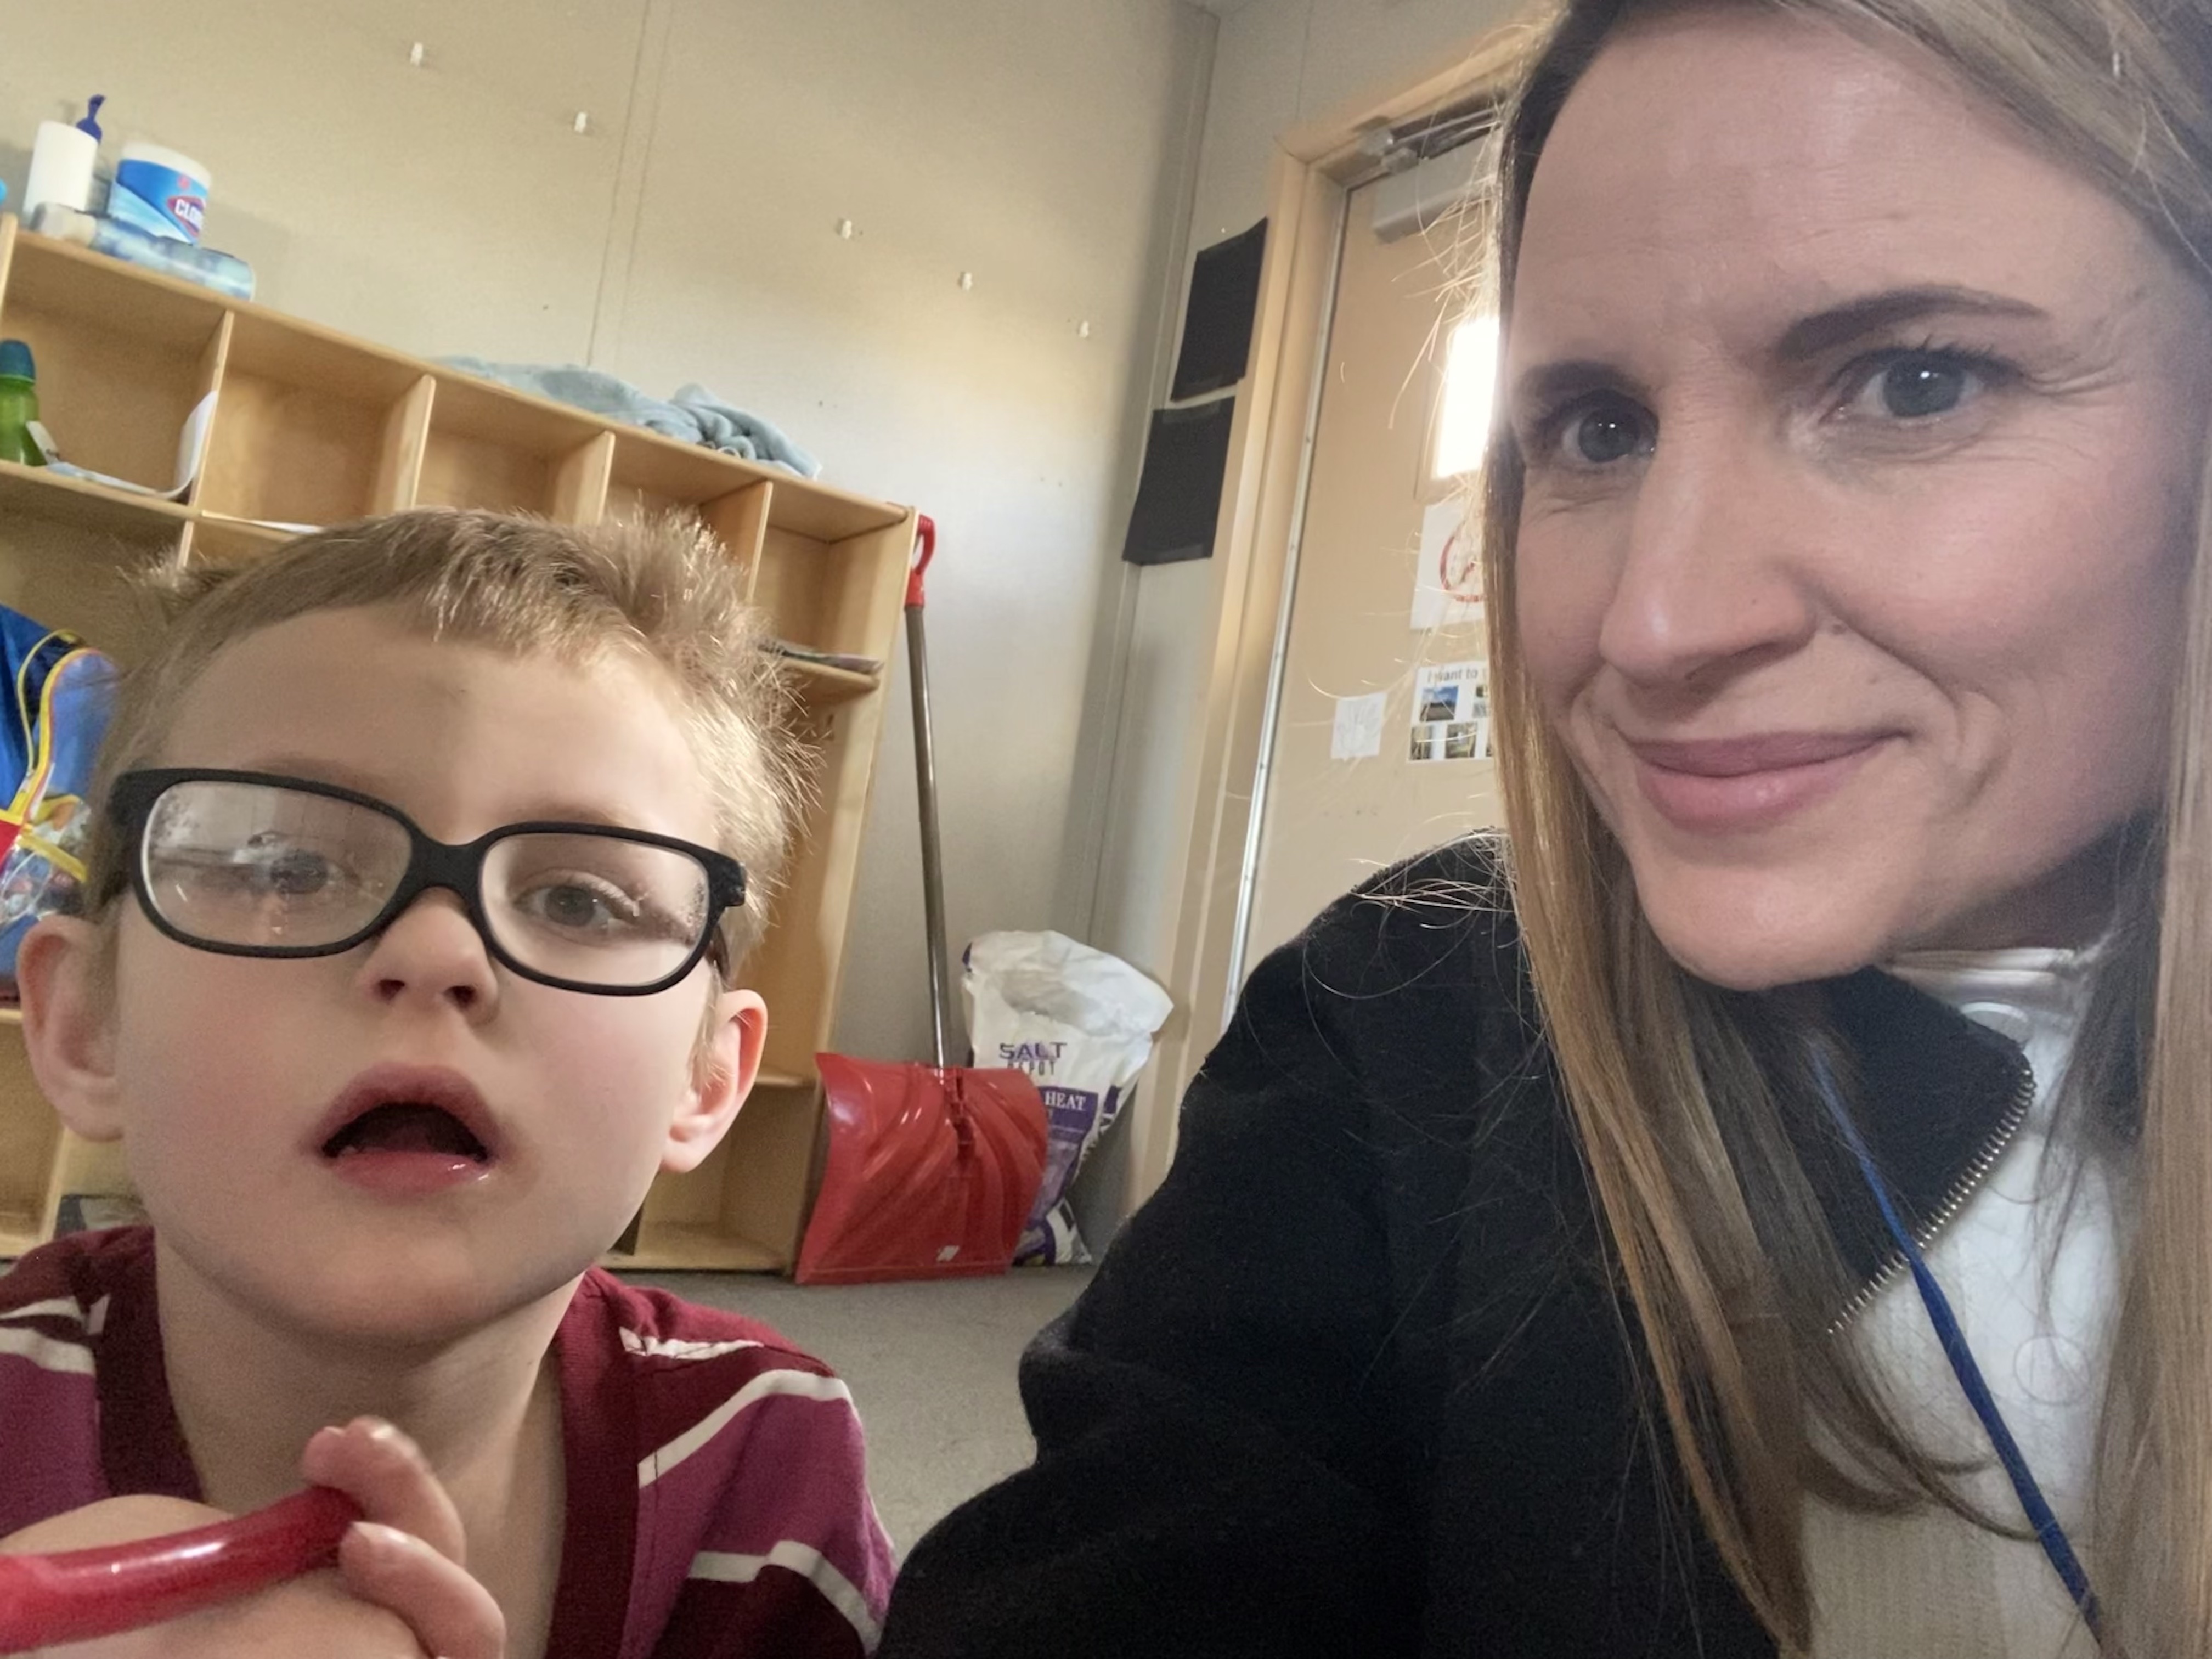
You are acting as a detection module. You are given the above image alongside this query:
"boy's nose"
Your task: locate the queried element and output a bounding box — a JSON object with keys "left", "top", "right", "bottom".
{"left": 353, "top": 889, "right": 500, "bottom": 1019}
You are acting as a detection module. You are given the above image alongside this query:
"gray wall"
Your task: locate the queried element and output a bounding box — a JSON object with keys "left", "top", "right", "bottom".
{"left": 1075, "top": 0, "right": 1518, "bottom": 1238}
{"left": 0, "top": 0, "right": 1215, "bottom": 1068}
{"left": 1093, "top": 0, "right": 1519, "bottom": 982}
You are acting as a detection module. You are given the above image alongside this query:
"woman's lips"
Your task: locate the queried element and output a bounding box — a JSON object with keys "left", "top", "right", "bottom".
{"left": 1627, "top": 731, "right": 1892, "bottom": 832}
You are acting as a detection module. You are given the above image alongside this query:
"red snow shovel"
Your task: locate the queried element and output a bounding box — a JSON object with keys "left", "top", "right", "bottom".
{"left": 794, "top": 517, "right": 1046, "bottom": 1285}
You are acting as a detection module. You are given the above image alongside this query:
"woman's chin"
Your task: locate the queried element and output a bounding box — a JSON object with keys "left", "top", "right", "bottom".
{"left": 1633, "top": 870, "right": 1899, "bottom": 992}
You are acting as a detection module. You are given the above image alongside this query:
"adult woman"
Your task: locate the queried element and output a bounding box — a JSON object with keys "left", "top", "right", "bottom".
{"left": 879, "top": 0, "right": 2212, "bottom": 1653}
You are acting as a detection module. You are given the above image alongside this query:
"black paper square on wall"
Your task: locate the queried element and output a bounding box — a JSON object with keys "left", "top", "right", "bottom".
{"left": 1171, "top": 220, "right": 1267, "bottom": 403}
{"left": 1123, "top": 396, "right": 1236, "bottom": 566}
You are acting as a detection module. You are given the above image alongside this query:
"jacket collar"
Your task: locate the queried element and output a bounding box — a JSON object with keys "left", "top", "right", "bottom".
{"left": 1798, "top": 968, "right": 2032, "bottom": 1300}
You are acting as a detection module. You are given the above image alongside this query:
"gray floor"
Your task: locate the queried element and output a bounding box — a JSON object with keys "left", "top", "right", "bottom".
{"left": 625, "top": 1267, "right": 1093, "bottom": 1555}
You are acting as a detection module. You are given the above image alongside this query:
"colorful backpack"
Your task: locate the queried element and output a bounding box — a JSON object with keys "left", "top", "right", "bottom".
{"left": 0, "top": 611, "right": 115, "bottom": 993}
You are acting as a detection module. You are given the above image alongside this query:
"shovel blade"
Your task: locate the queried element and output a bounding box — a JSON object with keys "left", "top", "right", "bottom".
{"left": 794, "top": 1055, "right": 1047, "bottom": 1284}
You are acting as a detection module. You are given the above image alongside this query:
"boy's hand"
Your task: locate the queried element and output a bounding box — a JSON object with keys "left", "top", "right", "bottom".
{"left": 306, "top": 1417, "right": 506, "bottom": 1659}
{"left": 0, "top": 1420, "right": 503, "bottom": 1659}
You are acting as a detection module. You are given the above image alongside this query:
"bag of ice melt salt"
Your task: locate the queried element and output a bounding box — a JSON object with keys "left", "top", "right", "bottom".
{"left": 963, "top": 931, "right": 1172, "bottom": 1265}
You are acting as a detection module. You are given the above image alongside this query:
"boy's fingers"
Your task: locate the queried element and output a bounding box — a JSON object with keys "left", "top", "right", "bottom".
{"left": 339, "top": 1522, "right": 506, "bottom": 1659}
{"left": 300, "top": 1419, "right": 469, "bottom": 1566}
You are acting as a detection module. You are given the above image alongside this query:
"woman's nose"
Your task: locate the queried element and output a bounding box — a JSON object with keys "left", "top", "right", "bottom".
{"left": 352, "top": 889, "right": 501, "bottom": 1019}
{"left": 1595, "top": 416, "right": 1821, "bottom": 690}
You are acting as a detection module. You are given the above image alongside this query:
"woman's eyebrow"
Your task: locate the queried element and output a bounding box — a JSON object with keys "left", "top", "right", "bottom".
{"left": 1505, "top": 287, "right": 2051, "bottom": 413}
{"left": 1774, "top": 285, "right": 2049, "bottom": 359}
{"left": 1509, "top": 358, "right": 1622, "bottom": 414}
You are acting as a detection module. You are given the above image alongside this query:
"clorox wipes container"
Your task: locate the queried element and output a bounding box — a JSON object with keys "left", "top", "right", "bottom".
{"left": 109, "top": 142, "right": 210, "bottom": 242}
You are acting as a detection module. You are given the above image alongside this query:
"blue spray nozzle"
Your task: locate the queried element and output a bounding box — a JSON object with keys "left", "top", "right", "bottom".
{"left": 0, "top": 341, "right": 36, "bottom": 383}
{"left": 75, "top": 95, "right": 105, "bottom": 142}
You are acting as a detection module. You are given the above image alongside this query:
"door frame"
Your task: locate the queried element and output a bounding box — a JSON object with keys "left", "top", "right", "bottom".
{"left": 1122, "top": 24, "right": 1533, "bottom": 1214}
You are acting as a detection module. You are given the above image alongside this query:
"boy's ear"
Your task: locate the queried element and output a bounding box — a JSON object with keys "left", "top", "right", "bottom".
{"left": 17, "top": 916, "right": 125, "bottom": 1142}
{"left": 662, "top": 988, "right": 766, "bottom": 1174}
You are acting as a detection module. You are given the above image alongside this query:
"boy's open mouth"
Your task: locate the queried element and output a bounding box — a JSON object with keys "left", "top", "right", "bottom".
{"left": 310, "top": 1065, "right": 503, "bottom": 1188}
{"left": 322, "top": 1103, "right": 490, "bottom": 1163}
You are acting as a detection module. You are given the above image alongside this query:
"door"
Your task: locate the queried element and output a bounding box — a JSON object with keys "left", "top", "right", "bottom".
{"left": 1237, "top": 164, "right": 1501, "bottom": 970}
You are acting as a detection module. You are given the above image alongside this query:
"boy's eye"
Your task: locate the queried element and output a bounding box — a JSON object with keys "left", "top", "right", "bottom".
{"left": 232, "top": 836, "right": 347, "bottom": 898}
{"left": 514, "top": 874, "right": 640, "bottom": 934}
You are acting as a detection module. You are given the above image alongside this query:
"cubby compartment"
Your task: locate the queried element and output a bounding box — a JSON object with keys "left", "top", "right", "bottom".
{"left": 0, "top": 512, "right": 184, "bottom": 664}
{"left": 605, "top": 434, "right": 774, "bottom": 573}
{"left": 0, "top": 223, "right": 226, "bottom": 499}
{"left": 417, "top": 373, "right": 609, "bottom": 520}
{"left": 604, "top": 430, "right": 768, "bottom": 518}
{"left": 198, "top": 313, "right": 431, "bottom": 533}
{"left": 753, "top": 522, "right": 908, "bottom": 667}
{"left": 627, "top": 1076, "right": 822, "bottom": 1271}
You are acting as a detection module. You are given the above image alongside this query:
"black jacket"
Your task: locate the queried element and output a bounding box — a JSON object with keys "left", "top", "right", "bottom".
{"left": 877, "top": 838, "right": 2028, "bottom": 1658}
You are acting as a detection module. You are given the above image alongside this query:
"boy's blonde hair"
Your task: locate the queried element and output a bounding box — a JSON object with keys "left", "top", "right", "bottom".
{"left": 86, "top": 508, "right": 807, "bottom": 966}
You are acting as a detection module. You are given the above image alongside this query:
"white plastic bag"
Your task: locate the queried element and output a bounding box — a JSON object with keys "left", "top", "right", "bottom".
{"left": 963, "top": 930, "right": 1172, "bottom": 1265}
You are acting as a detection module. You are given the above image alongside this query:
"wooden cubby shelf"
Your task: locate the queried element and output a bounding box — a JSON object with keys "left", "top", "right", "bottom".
{"left": 782, "top": 659, "right": 882, "bottom": 705}
{"left": 0, "top": 215, "right": 912, "bottom": 1273}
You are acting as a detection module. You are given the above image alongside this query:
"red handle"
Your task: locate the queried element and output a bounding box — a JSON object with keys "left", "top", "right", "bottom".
{"left": 905, "top": 515, "right": 936, "bottom": 611}
{"left": 0, "top": 1486, "right": 363, "bottom": 1651}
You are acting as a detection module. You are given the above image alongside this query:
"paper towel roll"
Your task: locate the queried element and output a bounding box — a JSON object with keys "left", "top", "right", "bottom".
{"left": 24, "top": 121, "right": 98, "bottom": 218}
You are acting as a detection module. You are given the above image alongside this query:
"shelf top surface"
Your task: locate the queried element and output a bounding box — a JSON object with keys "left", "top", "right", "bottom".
{"left": 0, "top": 459, "right": 193, "bottom": 539}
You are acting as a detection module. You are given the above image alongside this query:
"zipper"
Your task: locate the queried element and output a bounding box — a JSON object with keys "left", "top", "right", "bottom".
{"left": 1826, "top": 1056, "right": 2036, "bottom": 1336}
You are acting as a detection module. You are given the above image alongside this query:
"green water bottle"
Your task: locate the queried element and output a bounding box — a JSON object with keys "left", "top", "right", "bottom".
{"left": 0, "top": 341, "right": 43, "bottom": 468}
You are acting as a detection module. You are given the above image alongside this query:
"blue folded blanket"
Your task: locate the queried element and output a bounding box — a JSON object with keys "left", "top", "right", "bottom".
{"left": 439, "top": 359, "right": 822, "bottom": 478}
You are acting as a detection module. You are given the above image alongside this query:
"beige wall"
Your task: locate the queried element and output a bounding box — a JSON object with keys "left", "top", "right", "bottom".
{"left": 0, "top": 0, "right": 1214, "bottom": 1064}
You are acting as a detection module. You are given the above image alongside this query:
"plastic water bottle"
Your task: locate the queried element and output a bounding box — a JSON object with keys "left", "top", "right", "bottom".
{"left": 0, "top": 343, "right": 44, "bottom": 469}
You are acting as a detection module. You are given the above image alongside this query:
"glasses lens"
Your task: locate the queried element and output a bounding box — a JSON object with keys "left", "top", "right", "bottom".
{"left": 142, "top": 780, "right": 411, "bottom": 950}
{"left": 482, "top": 833, "right": 711, "bottom": 989}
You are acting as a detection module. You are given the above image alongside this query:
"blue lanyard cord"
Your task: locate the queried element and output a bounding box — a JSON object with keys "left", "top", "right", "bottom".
{"left": 1807, "top": 1046, "right": 2107, "bottom": 1646}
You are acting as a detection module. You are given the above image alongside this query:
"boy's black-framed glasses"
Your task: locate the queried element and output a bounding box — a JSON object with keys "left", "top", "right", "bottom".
{"left": 107, "top": 769, "right": 747, "bottom": 997}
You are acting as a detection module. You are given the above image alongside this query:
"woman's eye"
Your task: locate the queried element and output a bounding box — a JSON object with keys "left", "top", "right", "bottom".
{"left": 1843, "top": 349, "right": 2000, "bottom": 422}
{"left": 1551, "top": 397, "right": 1654, "bottom": 467}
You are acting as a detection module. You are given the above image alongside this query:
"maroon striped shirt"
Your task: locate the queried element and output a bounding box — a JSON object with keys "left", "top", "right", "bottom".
{"left": 0, "top": 1228, "right": 895, "bottom": 1657}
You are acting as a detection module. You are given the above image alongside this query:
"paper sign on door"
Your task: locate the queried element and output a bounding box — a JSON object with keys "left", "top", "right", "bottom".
{"left": 1331, "top": 691, "right": 1386, "bottom": 760}
{"left": 1411, "top": 496, "right": 1484, "bottom": 631}
{"left": 1409, "top": 660, "right": 1489, "bottom": 763}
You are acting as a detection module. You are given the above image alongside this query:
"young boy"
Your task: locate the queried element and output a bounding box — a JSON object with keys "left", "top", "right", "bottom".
{"left": 0, "top": 510, "right": 895, "bottom": 1657}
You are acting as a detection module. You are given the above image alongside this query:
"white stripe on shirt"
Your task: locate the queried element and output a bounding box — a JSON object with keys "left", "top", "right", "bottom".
{"left": 621, "top": 1329, "right": 766, "bottom": 1362}
{"left": 691, "top": 1542, "right": 882, "bottom": 1651}
{"left": 0, "top": 1297, "right": 86, "bottom": 1325}
{"left": 637, "top": 1369, "right": 853, "bottom": 1487}
{"left": 0, "top": 1324, "right": 93, "bottom": 1375}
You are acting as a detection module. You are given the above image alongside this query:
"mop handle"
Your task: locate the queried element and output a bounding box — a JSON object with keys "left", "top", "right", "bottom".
{"left": 0, "top": 1486, "right": 362, "bottom": 1651}
{"left": 906, "top": 515, "right": 956, "bottom": 1070}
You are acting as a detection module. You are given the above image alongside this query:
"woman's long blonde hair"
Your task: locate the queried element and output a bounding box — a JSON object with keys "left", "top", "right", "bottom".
{"left": 1482, "top": 0, "right": 2212, "bottom": 1650}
